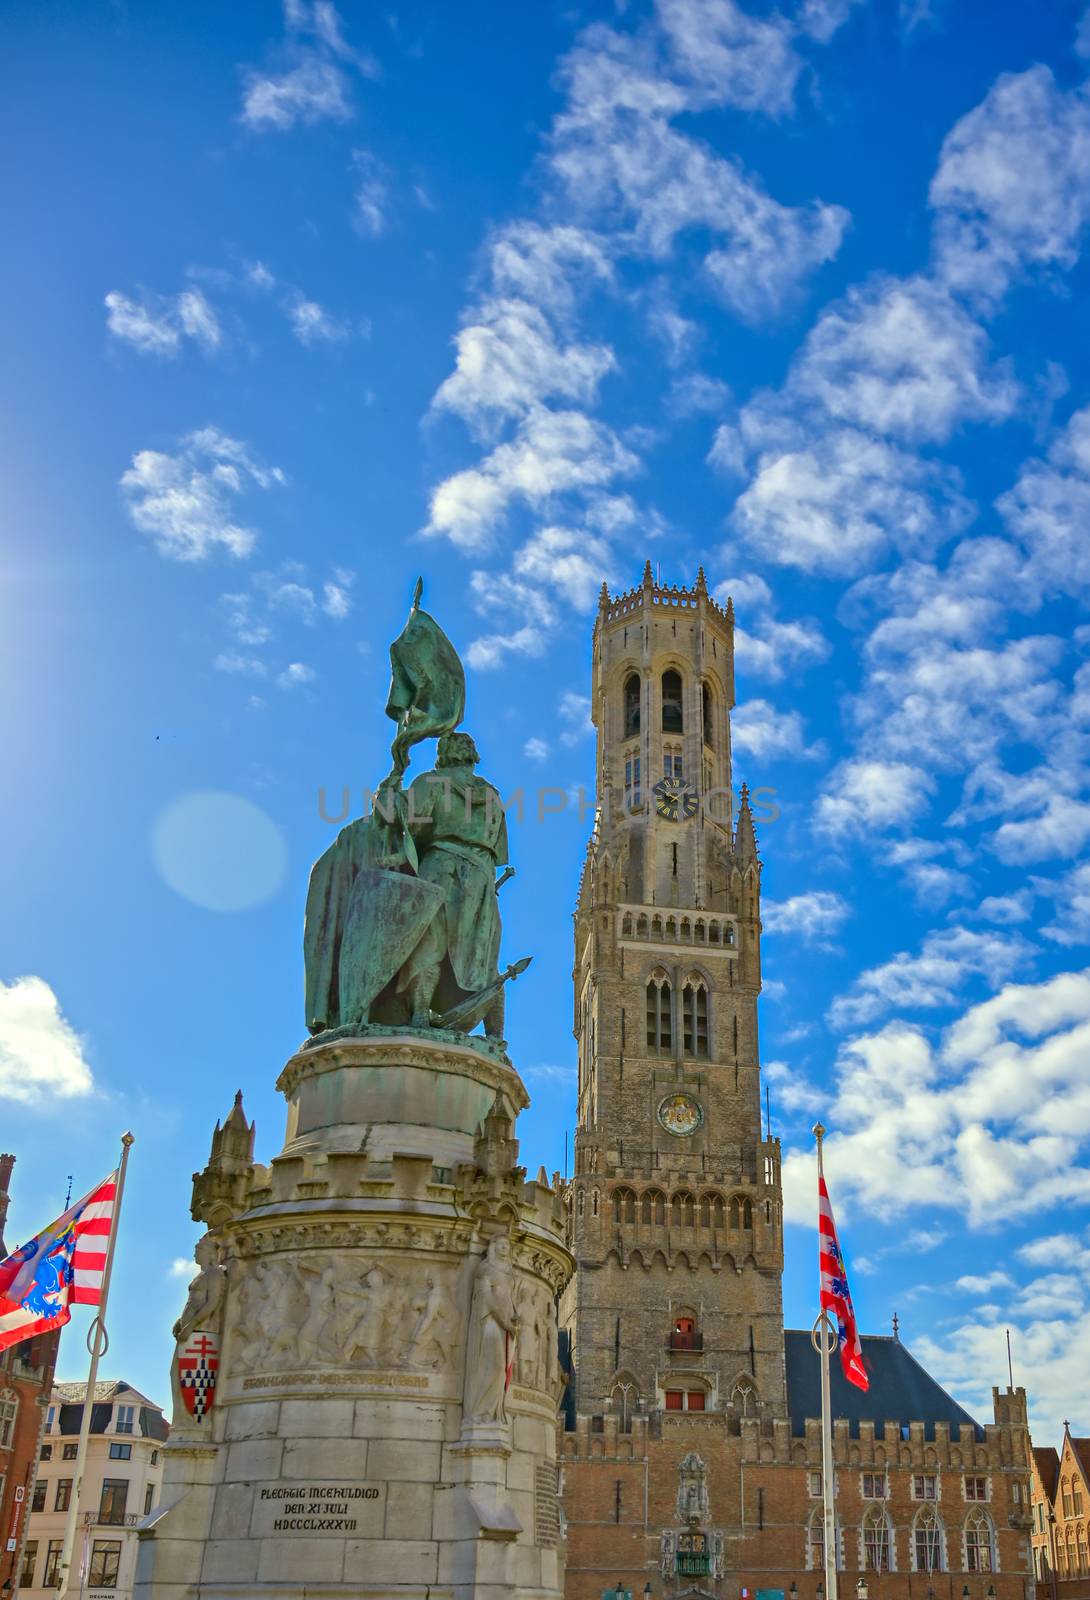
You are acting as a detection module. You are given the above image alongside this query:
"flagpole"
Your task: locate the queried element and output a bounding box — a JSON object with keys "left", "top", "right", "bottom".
{"left": 56, "top": 1133, "right": 134, "bottom": 1600}
{"left": 811, "top": 1122, "right": 838, "bottom": 1600}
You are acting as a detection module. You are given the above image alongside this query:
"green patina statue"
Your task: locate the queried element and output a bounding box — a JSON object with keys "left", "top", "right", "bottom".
{"left": 303, "top": 579, "right": 529, "bottom": 1045}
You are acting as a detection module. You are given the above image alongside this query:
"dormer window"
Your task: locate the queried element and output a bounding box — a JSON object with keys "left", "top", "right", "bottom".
{"left": 662, "top": 669, "right": 684, "bottom": 733}
{"left": 624, "top": 673, "right": 641, "bottom": 737}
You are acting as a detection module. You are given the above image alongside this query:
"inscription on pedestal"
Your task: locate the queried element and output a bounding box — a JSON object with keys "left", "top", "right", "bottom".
{"left": 252, "top": 1483, "right": 386, "bottom": 1537}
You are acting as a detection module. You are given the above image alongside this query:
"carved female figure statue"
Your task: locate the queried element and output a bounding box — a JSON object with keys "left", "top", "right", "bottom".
{"left": 170, "top": 1234, "right": 226, "bottom": 1426}
{"left": 173, "top": 1234, "right": 226, "bottom": 1346}
{"left": 462, "top": 1236, "right": 519, "bottom": 1427}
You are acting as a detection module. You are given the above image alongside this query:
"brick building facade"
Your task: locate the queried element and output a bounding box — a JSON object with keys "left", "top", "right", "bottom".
{"left": 557, "top": 569, "right": 1035, "bottom": 1600}
{"left": 1031, "top": 1429, "right": 1090, "bottom": 1599}
{"left": 0, "top": 1154, "right": 59, "bottom": 1600}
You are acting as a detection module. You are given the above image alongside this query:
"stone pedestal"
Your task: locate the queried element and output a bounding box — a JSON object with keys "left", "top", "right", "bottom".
{"left": 137, "top": 1033, "right": 572, "bottom": 1600}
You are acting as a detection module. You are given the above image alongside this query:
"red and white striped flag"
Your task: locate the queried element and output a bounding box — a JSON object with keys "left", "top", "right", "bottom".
{"left": 0, "top": 1172, "right": 117, "bottom": 1352}
{"left": 818, "top": 1171, "right": 869, "bottom": 1391}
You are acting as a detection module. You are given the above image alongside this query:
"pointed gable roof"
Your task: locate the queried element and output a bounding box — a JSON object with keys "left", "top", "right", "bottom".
{"left": 1034, "top": 1446, "right": 1061, "bottom": 1504}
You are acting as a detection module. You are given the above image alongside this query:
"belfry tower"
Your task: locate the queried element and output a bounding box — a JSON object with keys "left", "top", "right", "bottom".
{"left": 560, "top": 563, "right": 786, "bottom": 1424}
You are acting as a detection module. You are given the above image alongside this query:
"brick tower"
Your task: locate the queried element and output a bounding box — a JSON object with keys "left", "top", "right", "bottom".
{"left": 559, "top": 561, "right": 786, "bottom": 1427}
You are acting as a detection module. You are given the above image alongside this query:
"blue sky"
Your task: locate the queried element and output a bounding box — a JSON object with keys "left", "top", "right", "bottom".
{"left": 3, "top": 0, "right": 1090, "bottom": 1442}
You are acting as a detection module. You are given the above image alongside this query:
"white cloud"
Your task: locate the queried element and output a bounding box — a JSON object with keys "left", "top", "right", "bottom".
{"left": 121, "top": 428, "right": 284, "bottom": 562}
{"left": 783, "top": 968, "right": 1090, "bottom": 1239}
{"left": 655, "top": 0, "right": 803, "bottom": 117}
{"left": 558, "top": 690, "right": 594, "bottom": 745}
{"left": 931, "top": 65, "right": 1090, "bottom": 305}
{"left": 287, "top": 296, "right": 350, "bottom": 345}
{"left": 278, "top": 661, "right": 316, "bottom": 688}
{"left": 827, "top": 925, "right": 1031, "bottom": 1029}
{"left": 723, "top": 420, "right": 973, "bottom": 575}
{"left": 731, "top": 699, "right": 823, "bottom": 761}
{"left": 551, "top": 20, "right": 848, "bottom": 323}
{"left": 973, "top": 890, "right": 1033, "bottom": 925}
{"left": 791, "top": 275, "right": 1019, "bottom": 444}
{"left": 242, "top": 56, "right": 352, "bottom": 130}
{"left": 0, "top": 976, "right": 94, "bottom": 1105}
{"left": 1036, "top": 862, "right": 1090, "bottom": 946}
{"left": 955, "top": 1270, "right": 1013, "bottom": 1294}
{"left": 352, "top": 150, "right": 388, "bottom": 236}
{"left": 998, "top": 404, "right": 1090, "bottom": 603}
{"left": 524, "top": 736, "right": 549, "bottom": 761}
{"left": 170, "top": 1257, "right": 193, "bottom": 1278}
{"left": 426, "top": 409, "right": 638, "bottom": 551}
{"left": 106, "top": 287, "right": 222, "bottom": 358}
{"left": 240, "top": 3, "right": 376, "bottom": 133}
{"left": 433, "top": 298, "right": 615, "bottom": 428}
{"left": 734, "top": 615, "right": 830, "bottom": 680}
{"left": 763, "top": 890, "right": 850, "bottom": 941}
{"left": 814, "top": 758, "right": 934, "bottom": 838}
{"left": 487, "top": 222, "right": 614, "bottom": 315}
{"left": 176, "top": 289, "right": 222, "bottom": 352}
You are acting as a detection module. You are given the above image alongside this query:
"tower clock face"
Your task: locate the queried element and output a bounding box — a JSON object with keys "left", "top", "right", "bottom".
{"left": 657, "top": 1092, "right": 704, "bottom": 1137}
{"left": 653, "top": 776, "right": 699, "bottom": 821}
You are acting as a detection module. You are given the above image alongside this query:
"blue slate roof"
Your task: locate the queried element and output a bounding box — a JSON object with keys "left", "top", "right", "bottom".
{"left": 784, "top": 1330, "right": 984, "bottom": 1441}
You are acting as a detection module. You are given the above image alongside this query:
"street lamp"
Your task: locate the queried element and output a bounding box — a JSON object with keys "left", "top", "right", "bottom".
{"left": 644, "top": 1586, "right": 652, "bottom": 1600}
{"left": 790, "top": 1584, "right": 798, "bottom": 1600}
{"left": 816, "top": 1585, "right": 824, "bottom": 1600}
{"left": 856, "top": 1581, "right": 869, "bottom": 1600}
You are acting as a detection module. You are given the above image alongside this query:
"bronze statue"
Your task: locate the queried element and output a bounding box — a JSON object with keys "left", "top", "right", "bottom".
{"left": 303, "top": 579, "right": 529, "bottom": 1042}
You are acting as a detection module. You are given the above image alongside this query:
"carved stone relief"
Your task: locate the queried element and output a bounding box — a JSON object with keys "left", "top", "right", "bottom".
{"left": 227, "top": 1252, "right": 464, "bottom": 1377}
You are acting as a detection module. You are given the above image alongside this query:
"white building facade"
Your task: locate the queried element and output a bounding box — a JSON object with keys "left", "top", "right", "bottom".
{"left": 18, "top": 1380, "right": 168, "bottom": 1600}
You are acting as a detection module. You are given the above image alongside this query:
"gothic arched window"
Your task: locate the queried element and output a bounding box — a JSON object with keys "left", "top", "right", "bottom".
{"left": 913, "top": 1506, "right": 945, "bottom": 1573}
{"left": 730, "top": 1379, "right": 758, "bottom": 1416}
{"left": 624, "top": 673, "right": 641, "bottom": 737}
{"left": 646, "top": 971, "right": 672, "bottom": 1053}
{"left": 862, "top": 1506, "right": 893, "bottom": 1572}
{"left": 702, "top": 681, "right": 714, "bottom": 747}
{"left": 624, "top": 747, "right": 642, "bottom": 811}
{"left": 662, "top": 669, "right": 684, "bottom": 733}
{"left": 743, "top": 1198, "right": 753, "bottom": 1229}
{"left": 682, "top": 978, "right": 709, "bottom": 1059}
{"left": 964, "top": 1510, "right": 996, "bottom": 1573}
{"left": 808, "top": 1507, "right": 842, "bottom": 1572}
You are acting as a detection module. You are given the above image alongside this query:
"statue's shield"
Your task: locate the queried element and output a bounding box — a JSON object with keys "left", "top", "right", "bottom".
{"left": 338, "top": 867, "right": 444, "bottom": 1026}
{"left": 177, "top": 1330, "right": 219, "bottom": 1421}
